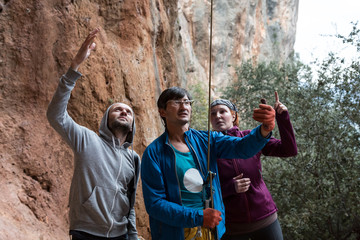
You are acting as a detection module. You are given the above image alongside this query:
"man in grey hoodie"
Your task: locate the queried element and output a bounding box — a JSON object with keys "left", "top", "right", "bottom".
{"left": 47, "top": 28, "right": 140, "bottom": 240}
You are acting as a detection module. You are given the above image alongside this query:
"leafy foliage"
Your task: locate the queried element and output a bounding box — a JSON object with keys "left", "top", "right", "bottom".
{"left": 189, "top": 82, "right": 209, "bottom": 130}
{"left": 219, "top": 23, "right": 360, "bottom": 239}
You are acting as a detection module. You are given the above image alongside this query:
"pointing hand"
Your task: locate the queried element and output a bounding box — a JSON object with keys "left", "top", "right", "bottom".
{"left": 273, "top": 91, "right": 288, "bottom": 114}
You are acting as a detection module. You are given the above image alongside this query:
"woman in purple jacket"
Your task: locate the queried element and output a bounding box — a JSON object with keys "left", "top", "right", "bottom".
{"left": 210, "top": 92, "right": 297, "bottom": 240}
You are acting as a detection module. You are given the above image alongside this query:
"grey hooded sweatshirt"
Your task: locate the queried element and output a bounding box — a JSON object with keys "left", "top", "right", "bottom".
{"left": 47, "top": 69, "right": 140, "bottom": 239}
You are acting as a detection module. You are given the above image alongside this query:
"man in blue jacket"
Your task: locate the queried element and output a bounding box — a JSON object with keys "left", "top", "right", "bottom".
{"left": 141, "top": 87, "right": 275, "bottom": 239}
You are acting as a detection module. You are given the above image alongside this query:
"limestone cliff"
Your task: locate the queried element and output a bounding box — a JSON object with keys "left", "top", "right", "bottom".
{"left": 178, "top": 0, "right": 299, "bottom": 93}
{"left": 0, "top": 0, "right": 298, "bottom": 239}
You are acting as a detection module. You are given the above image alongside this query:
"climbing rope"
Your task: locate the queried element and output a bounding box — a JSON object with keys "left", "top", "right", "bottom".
{"left": 206, "top": 0, "right": 217, "bottom": 239}
{"left": 207, "top": 0, "right": 214, "bottom": 172}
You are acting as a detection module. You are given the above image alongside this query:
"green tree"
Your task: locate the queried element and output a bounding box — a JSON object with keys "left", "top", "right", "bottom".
{"left": 220, "top": 23, "right": 360, "bottom": 239}
{"left": 189, "top": 82, "right": 209, "bottom": 130}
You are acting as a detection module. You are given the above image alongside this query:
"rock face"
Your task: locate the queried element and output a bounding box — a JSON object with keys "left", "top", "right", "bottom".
{"left": 0, "top": 0, "right": 298, "bottom": 239}
{"left": 178, "top": 0, "right": 299, "bottom": 93}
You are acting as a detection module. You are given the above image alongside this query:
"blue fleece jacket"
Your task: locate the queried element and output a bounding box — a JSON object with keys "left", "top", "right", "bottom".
{"left": 141, "top": 126, "right": 269, "bottom": 239}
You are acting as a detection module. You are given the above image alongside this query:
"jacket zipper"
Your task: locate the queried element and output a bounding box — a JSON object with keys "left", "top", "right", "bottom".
{"left": 232, "top": 158, "right": 251, "bottom": 222}
{"left": 187, "top": 135, "right": 221, "bottom": 238}
{"left": 185, "top": 136, "right": 206, "bottom": 179}
{"left": 106, "top": 148, "right": 123, "bottom": 237}
{"left": 166, "top": 136, "right": 206, "bottom": 205}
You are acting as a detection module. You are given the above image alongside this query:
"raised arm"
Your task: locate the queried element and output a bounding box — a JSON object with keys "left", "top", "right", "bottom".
{"left": 274, "top": 91, "right": 288, "bottom": 114}
{"left": 46, "top": 28, "right": 100, "bottom": 148}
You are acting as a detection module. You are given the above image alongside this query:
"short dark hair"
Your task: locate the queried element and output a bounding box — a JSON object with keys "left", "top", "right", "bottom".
{"left": 157, "top": 87, "right": 193, "bottom": 110}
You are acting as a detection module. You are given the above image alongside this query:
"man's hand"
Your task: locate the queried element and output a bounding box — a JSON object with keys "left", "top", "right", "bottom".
{"left": 253, "top": 103, "right": 275, "bottom": 137}
{"left": 273, "top": 91, "right": 288, "bottom": 114}
{"left": 233, "top": 173, "right": 251, "bottom": 193}
{"left": 202, "top": 208, "right": 222, "bottom": 229}
{"left": 70, "top": 28, "right": 100, "bottom": 71}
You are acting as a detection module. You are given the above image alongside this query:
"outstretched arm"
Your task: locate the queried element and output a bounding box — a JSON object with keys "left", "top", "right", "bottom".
{"left": 47, "top": 28, "right": 100, "bottom": 149}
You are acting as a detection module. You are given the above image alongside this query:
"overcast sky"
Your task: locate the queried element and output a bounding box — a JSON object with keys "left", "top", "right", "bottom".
{"left": 294, "top": 0, "right": 360, "bottom": 64}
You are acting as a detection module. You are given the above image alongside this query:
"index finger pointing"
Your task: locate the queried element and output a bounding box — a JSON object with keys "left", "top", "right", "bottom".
{"left": 275, "top": 91, "right": 279, "bottom": 102}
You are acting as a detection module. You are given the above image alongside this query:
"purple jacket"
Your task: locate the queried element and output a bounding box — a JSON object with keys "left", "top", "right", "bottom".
{"left": 217, "top": 111, "right": 297, "bottom": 223}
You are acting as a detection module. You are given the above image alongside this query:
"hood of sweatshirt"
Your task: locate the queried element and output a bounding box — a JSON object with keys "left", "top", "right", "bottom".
{"left": 99, "top": 103, "right": 136, "bottom": 148}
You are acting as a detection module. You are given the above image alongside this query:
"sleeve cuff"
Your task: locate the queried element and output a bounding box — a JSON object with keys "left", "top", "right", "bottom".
{"left": 256, "top": 124, "right": 272, "bottom": 139}
{"left": 264, "top": 131, "right": 272, "bottom": 139}
{"left": 196, "top": 209, "right": 204, "bottom": 226}
{"left": 64, "top": 68, "right": 82, "bottom": 83}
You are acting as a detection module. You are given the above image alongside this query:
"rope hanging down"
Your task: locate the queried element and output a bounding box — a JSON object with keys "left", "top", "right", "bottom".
{"left": 206, "top": 0, "right": 214, "bottom": 208}
{"left": 206, "top": 0, "right": 218, "bottom": 239}
{"left": 207, "top": 0, "right": 214, "bottom": 208}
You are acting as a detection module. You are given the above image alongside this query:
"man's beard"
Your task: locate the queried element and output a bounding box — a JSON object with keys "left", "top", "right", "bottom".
{"left": 109, "top": 120, "right": 132, "bottom": 134}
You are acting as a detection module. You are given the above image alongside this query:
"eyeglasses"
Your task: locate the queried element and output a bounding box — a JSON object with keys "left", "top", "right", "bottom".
{"left": 166, "top": 99, "right": 194, "bottom": 107}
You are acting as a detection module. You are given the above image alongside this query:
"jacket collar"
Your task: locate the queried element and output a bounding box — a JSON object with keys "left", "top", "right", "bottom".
{"left": 223, "top": 126, "right": 239, "bottom": 135}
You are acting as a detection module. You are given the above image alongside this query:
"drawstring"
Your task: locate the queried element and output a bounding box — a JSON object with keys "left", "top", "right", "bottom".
{"left": 112, "top": 136, "right": 116, "bottom": 148}
{"left": 131, "top": 143, "right": 135, "bottom": 163}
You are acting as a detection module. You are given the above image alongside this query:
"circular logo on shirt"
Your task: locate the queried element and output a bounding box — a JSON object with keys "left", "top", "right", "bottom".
{"left": 183, "top": 168, "right": 203, "bottom": 193}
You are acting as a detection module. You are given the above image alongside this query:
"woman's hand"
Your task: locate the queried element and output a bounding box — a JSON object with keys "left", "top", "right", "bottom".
{"left": 233, "top": 173, "right": 251, "bottom": 193}
{"left": 274, "top": 91, "right": 288, "bottom": 114}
